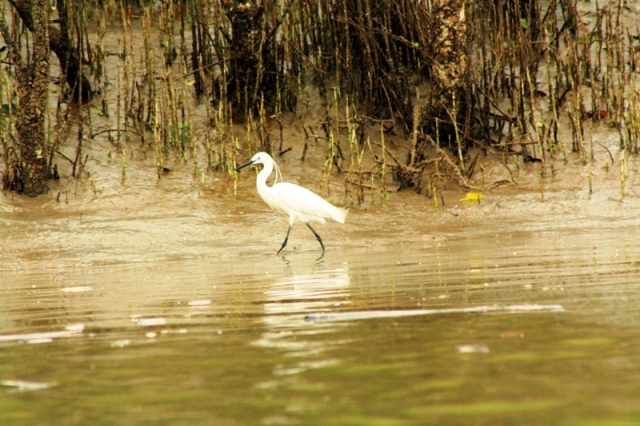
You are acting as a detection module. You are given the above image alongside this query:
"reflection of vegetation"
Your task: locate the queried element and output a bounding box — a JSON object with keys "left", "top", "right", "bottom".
{"left": 0, "top": 1, "right": 639, "bottom": 201}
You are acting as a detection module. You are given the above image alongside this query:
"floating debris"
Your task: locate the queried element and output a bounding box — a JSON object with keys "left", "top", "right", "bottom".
{"left": 111, "top": 340, "right": 131, "bottom": 348}
{"left": 1, "top": 380, "right": 56, "bottom": 391}
{"left": 457, "top": 344, "right": 490, "bottom": 354}
{"left": 500, "top": 331, "right": 525, "bottom": 338}
{"left": 61, "top": 286, "right": 93, "bottom": 293}
{"left": 26, "top": 338, "right": 53, "bottom": 345}
{"left": 0, "top": 324, "right": 84, "bottom": 343}
{"left": 305, "top": 304, "right": 565, "bottom": 322}
{"left": 188, "top": 299, "right": 212, "bottom": 307}
{"left": 160, "top": 329, "right": 188, "bottom": 335}
{"left": 136, "top": 318, "right": 166, "bottom": 326}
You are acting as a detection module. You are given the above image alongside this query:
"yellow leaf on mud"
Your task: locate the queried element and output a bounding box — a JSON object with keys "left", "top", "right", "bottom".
{"left": 461, "top": 192, "right": 484, "bottom": 202}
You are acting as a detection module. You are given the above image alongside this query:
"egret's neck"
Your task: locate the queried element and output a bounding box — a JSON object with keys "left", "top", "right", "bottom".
{"left": 256, "top": 161, "right": 273, "bottom": 194}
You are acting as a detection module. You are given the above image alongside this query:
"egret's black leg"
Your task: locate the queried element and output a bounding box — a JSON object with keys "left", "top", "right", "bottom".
{"left": 306, "top": 223, "right": 325, "bottom": 253}
{"left": 276, "top": 225, "right": 292, "bottom": 255}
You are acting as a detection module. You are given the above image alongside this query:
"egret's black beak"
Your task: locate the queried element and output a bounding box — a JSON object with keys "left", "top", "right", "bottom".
{"left": 235, "top": 159, "right": 255, "bottom": 173}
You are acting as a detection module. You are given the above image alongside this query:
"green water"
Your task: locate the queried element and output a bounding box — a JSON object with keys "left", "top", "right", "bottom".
{"left": 1, "top": 221, "right": 639, "bottom": 425}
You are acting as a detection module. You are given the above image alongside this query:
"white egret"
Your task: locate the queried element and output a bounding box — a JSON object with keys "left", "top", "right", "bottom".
{"left": 236, "top": 152, "right": 348, "bottom": 255}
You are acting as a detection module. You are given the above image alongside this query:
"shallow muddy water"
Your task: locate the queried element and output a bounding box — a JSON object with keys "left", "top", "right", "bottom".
{"left": 2, "top": 153, "right": 640, "bottom": 425}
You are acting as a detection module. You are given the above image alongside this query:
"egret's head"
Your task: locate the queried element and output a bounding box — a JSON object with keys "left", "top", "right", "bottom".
{"left": 236, "top": 152, "right": 271, "bottom": 172}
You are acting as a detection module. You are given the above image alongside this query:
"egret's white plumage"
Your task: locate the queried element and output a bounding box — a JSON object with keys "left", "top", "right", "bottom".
{"left": 236, "top": 152, "right": 348, "bottom": 254}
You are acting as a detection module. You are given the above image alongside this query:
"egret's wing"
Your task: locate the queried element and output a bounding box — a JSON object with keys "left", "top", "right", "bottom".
{"left": 273, "top": 182, "right": 327, "bottom": 214}
{"left": 272, "top": 182, "right": 348, "bottom": 223}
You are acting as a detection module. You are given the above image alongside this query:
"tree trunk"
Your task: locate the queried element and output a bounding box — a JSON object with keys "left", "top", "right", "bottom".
{"left": 425, "top": 0, "right": 473, "bottom": 152}
{"left": 9, "top": 0, "right": 93, "bottom": 102}
{"left": 0, "top": 0, "right": 51, "bottom": 196}
{"left": 431, "top": 0, "right": 471, "bottom": 96}
{"left": 225, "top": 1, "right": 265, "bottom": 115}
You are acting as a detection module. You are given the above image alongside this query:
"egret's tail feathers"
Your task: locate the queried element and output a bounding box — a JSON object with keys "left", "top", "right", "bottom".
{"left": 330, "top": 206, "right": 349, "bottom": 224}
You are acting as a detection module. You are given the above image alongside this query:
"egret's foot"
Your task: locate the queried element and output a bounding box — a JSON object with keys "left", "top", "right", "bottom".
{"left": 307, "top": 224, "right": 326, "bottom": 253}
{"left": 276, "top": 225, "right": 292, "bottom": 255}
